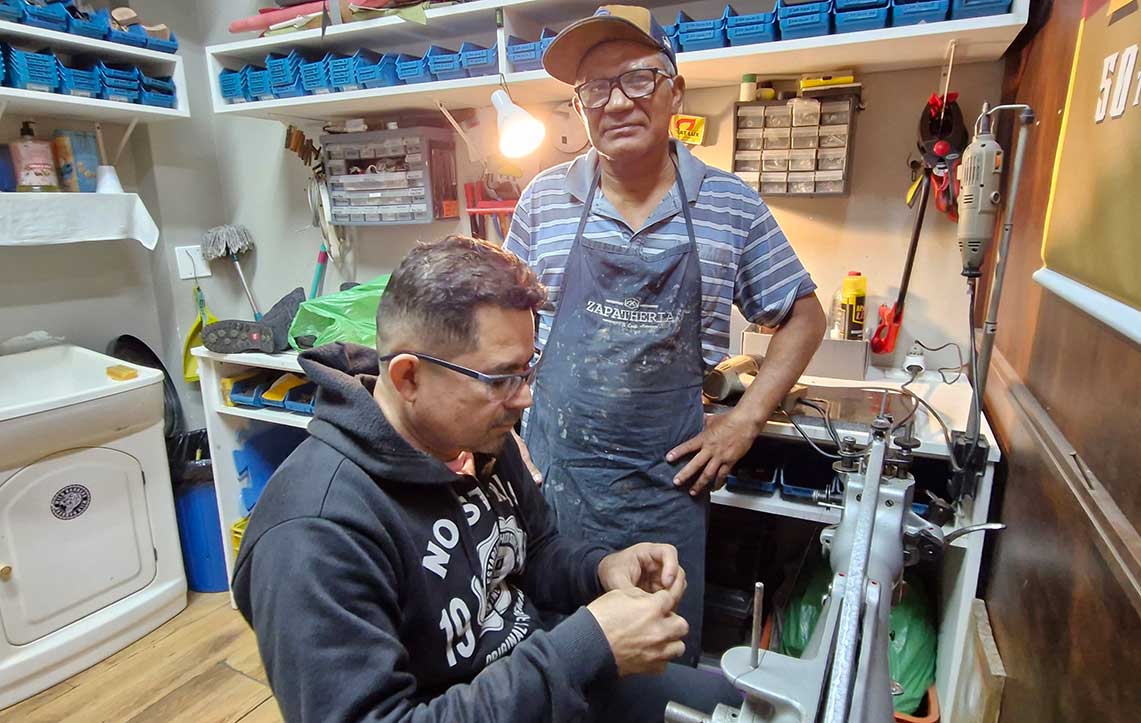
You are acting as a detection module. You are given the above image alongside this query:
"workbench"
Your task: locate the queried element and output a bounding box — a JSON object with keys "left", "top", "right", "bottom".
{"left": 192, "top": 344, "right": 997, "bottom": 723}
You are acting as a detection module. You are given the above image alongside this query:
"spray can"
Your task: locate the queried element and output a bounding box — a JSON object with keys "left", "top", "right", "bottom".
{"left": 841, "top": 271, "right": 866, "bottom": 340}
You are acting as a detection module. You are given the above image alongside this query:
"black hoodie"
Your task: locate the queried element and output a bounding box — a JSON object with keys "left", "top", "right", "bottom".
{"left": 232, "top": 343, "right": 616, "bottom": 722}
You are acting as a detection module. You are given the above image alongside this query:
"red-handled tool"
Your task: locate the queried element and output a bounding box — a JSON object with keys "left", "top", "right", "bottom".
{"left": 871, "top": 172, "right": 931, "bottom": 355}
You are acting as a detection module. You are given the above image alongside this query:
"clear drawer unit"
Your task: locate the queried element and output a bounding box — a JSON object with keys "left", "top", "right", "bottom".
{"left": 321, "top": 127, "right": 460, "bottom": 226}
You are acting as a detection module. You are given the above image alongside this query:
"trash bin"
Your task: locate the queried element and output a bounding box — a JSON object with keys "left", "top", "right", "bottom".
{"left": 168, "top": 430, "right": 229, "bottom": 592}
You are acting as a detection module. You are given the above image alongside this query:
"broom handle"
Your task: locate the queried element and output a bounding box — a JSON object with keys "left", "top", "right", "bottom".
{"left": 231, "top": 254, "right": 262, "bottom": 319}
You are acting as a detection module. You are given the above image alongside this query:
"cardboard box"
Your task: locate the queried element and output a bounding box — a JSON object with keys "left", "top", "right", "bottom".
{"left": 742, "top": 331, "right": 869, "bottom": 380}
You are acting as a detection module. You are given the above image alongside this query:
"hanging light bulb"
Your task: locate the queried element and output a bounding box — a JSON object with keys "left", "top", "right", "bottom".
{"left": 492, "top": 89, "right": 545, "bottom": 158}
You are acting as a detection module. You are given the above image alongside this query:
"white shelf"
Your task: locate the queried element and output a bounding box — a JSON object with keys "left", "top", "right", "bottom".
{"left": 217, "top": 404, "right": 312, "bottom": 430}
{"left": 0, "top": 86, "right": 187, "bottom": 121}
{"left": 0, "top": 19, "right": 179, "bottom": 70}
{"left": 190, "top": 347, "right": 304, "bottom": 373}
{"left": 205, "top": 0, "right": 1029, "bottom": 121}
{"left": 0, "top": 192, "right": 159, "bottom": 248}
{"left": 712, "top": 487, "right": 840, "bottom": 524}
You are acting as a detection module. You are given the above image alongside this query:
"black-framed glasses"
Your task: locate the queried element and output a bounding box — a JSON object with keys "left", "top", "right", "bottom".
{"left": 380, "top": 350, "right": 542, "bottom": 401}
{"left": 575, "top": 68, "right": 674, "bottom": 110}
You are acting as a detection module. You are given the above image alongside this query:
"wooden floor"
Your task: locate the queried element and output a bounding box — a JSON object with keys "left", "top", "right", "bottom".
{"left": 0, "top": 592, "right": 282, "bottom": 723}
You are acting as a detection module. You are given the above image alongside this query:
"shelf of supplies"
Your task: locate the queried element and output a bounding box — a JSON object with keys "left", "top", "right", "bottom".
{"left": 0, "top": 192, "right": 159, "bottom": 247}
{"left": 206, "top": 0, "right": 1027, "bottom": 121}
{"left": 217, "top": 403, "right": 312, "bottom": 430}
{"left": 0, "top": 86, "right": 187, "bottom": 121}
{"left": 190, "top": 347, "right": 304, "bottom": 373}
{"left": 712, "top": 486, "right": 841, "bottom": 524}
{"left": 0, "top": 19, "right": 179, "bottom": 69}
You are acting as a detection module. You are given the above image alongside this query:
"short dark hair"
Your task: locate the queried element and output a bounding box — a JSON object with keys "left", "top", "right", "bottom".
{"left": 376, "top": 235, "right": 546, "bottom": 355}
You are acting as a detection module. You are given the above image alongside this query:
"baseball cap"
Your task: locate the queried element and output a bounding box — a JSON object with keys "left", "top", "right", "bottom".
{"left": 542, "top": 5, "right": 677, "bottom": 86}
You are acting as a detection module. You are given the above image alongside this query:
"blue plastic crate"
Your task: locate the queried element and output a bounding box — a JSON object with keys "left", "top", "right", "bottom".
{"left": 146, "top": 31, "right": 179, "bottom": 54}
{"left": 67, "top": 7, "right": 111, "bottom": 39}
{"left": 23, "top": 1, "right": 69, "bottom": 31}
{"left": 835, "top": 0, "right": 888, "bottom": 8}
{"left": 91, "top": 60, "right": 140, "bottom": 81}
{"left": 727, "top": 21, "right": 777, "bottom": 44}
{"left": 678, "top": 26, "right": 728, "bottom": 52}
{"left": 507, "top": 29, "right": 557, "bottom": 71}
{"left": 246, "top": 67, "right": 273, "bottom": 99}
{"left": 271, "top": 74, "right": 307, "bottom": 98}
{"left": 0, "top": 1, "right": 24, "bottom": 23}
{"left": 284, "top": 382, "right": 317, "bottom": 415}
{"left": 107, "top": 25, "right": 148, "bottom": 47}
{"left": 950, "top": 0, "right": 1010, "bottom": 19}
{"left": 426, "top": 45, "right": 465, "bottom": 81}
{"left": 835, "top": 3, "right": 889, "bottom": 31}
{"left": 58, "top": 62, "right": 102, "bottom": 97}
{"left": 6, "top": 68, "right": 58, "bottom": 91}
{"left": 725, "top": 3, "right": 779, "bottom": 27}
{"left": 102, "top": 86, "right": 139, "bottom": 104}
{"left": 674, "top": 9, "right": 724, "bottom": 33}
{"left": 5, "top": 46, "right": 58, "bottom": 75}
{"left": 356, "top": 53, "right": 399, "bottom": 88}
{"left": 266, "top": 50, "right": 310, "bottom": 86}
{"left": 141, "top": 73, "right": 175, "bottom": 94}
{"left": 219, "top": 67, "right": 248, "bottom": 101}
{"left": 300, "top": 54, "right": 336, "bottom": 93}
{"left": 778, "top": 0, "right": 832, "bottom": 17}
{"left": 461, "top": 41, "right": 497, "bottom": 77}
{"left": 778, "top": 2, "right": 833, "bottom": 38}
{"left": 141, "top": 90, "right": 176, "bottom": 108}
{"left": 395, "top": 52, "right": 430, "bottom": 83}
{"left": 329, "top": 49, "right": 380, "bottom": 90}
{"left": 101, "top": 72, "right": 139, "bottom": 90}
{"left": 891, "top": 0, "right": 948, "bottom": 25}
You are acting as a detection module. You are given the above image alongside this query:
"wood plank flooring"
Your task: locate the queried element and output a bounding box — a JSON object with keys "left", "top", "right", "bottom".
{"left": 0, "top": 593, "right": 282, "bottom": 723}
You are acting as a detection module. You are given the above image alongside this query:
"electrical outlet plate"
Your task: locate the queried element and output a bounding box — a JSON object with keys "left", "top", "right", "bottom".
{"left": 175, "top": 246, "right": 211, "bottom": 280}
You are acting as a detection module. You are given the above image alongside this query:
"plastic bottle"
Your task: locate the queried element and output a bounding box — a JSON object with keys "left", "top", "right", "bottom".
{"left": 739, "top": 74, "right": 758, "bottom": 103}
{"left": 841, "top": 271, "right": 867, "bottom": 340}
{"left": 828, "top": 286, "right": 845, "bottom": 340}
{"left": 11, "top": 121, "right": 59, "bottom": 192}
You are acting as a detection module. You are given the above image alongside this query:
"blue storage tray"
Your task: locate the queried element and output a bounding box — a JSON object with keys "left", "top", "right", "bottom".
{"left": 230, "top": 377, "right": 270, "bottom": 408}
{"left": 101, "top": 73, "right": 138, "bottom": 90}
{"left": 329, "top": 49, "right": 380, "bottom": 89}
{"left": 678, "top": 27, "right": 728, "bottom": 52}
{"left": 891, "top": 0, "right": 948, "bottom": 25}
{"left": 6, "top": 70, "right": 58, "bottom": 92}
{"left": 950, "top": 0, "right": 1010, "bottom": 19}
{"left": 91, "top": 60, "right": 140, "bottom": 81}
{"left": 271, "top": 75, "right": 308, "bottom": 98}
{"left": 779, "top": 5, "right": 833, "bottom": 38}
{"left": 726, "top": 4, "right": 778, "bottom": 26}
{"left": 246, "top": 67, "right": 273, "bottom": 99}
{"left": 778, "top": 0, "right": 832, "bottom": 17}
{"left": 356, "top": 54, "right": 399, "bottom": 88}
{"left": 5, "top": 46, "right": 58, "bottom": 74}
{"left": 108, "top": 26, "right": 148, "bottom": 47}
{"left": 141, "top": 73, "right": 175, "bottom": 94}
{"left": 506, "top": 29, "right": 556, "bottom": 71}
{"left": 835, "top": 0, "right": 888, "bottom": 8}
{"left": 0, "top": 1, "right": 24, "bottom": 23}
{"left": 427, "top": 44, "right": 465, "bottom": 80}
{"left": 724, "top": 473, "right": 778, "bottom": 495}
{"left": 835, "top": 3, "right": 889, "bottom": 32}
{"left": 141, "top": 90, "right": 176, "bottom": 108}
{"left": 284, "top": 382, "right": 317, "bottom": 415}
{"left": 59, "top": 63, "right": 101, "bottom": 96}
{"left": 219, "top": 67, "right": 247, "bottom": 100}
{"left": 67, "top": 8, "right": 111, "bottom": 39}
{"left": 23, "top": 1, "right": 69, "bottom": 31}
{"left": 102, "top": 86, "right": 139, "bottom": 103}
{"left": 395, "top": 52, "right": 430, "bottom": 83}
{"left": 266, "top": 50, "right": 309, "bottom": 86}
{"left": 673, "top": 10, "right": 723, "bottom": 33}
{"left": 461, "top": 42, "right": 497, "bottom": 76}
{"left": 727, "top": 21, "right": 777, "bottom": 45}
{"left": 300, "top": 54, "right": 336, "bottom": 92}
{"left": 146, "top": 31, "right": 179, "bottom": 54}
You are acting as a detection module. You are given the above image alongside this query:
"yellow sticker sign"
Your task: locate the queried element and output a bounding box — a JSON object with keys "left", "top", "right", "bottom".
{"left": 671, "top": 114, "right": 706, "bottom": 145}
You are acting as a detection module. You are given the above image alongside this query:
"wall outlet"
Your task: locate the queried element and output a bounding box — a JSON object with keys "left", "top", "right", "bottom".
{"left": 175, "top": 246, "right": 211, "bottom": 280}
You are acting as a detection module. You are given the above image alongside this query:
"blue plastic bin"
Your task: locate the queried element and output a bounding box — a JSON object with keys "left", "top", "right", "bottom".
{"left": 835, "top": 2, "right": 889, "bottom": 32}
{"left": 426, "top": 45, "right": 466, "bottom": 81}
{"left": 778, "top": 1, "right": 833, "bottom": 38}
{"left": 674, "top": 11, "right": 727, "bottom": 52}
{"left": 950, "top": 0, "right": 1010, "bottom": 19}
{"left": 246, "top": 67, "right": 273, "bottom": 99}
{"left": 23, "top": 1, "right": 69, "bottom": 31}
{"left": 725, "top": 5, "right": 779, "bottom": 46}
{"left": 102, "top": 86, "right": 140, "bottom": 103}
{"left": 107, "top": 24, "right": 147, "bottom": 47}
{"left": 835, "top": 0, "right": 888, "bottom": 8}
{"left": 67, "top": 8, "right": 111, "bottom": 39}
{"left": 232, "top": 427, "right": 308, "bottom": 513}
{"left": 4, "top": 46, "right": 59, "bottom": 91}
{"left": 778, "top": 0, "right": 832, "bottom": 17}
{"left": 284, "top": 381, "right": 317, "bottom": 415}
{"left": 0, "top": 1, "right": 24, "bottom": 23}
{"left": 171, "top": 430, "right": 229, "bottom": 593}
{"left": 145, "top": 31, "right": 179, "bottom": 54}
{"left": 891, "top": 0, "right": 948, "bottom": 24}
{"left": 674, "top": 8, "right": 725, "bottom": 33}
{"left": 266, "top": 50, "right": 310, "bottom": 87}
{"left": 356, "top": 53, "right": 399, "bottom": 88}
{"left": 300, "top": 54, "right": 336, "bottom": 93}
{"left": 395, "top": 52, "right": 431, "bottom": 83}
{"left": 59, "top": 62, "right": 102, "bottom": 97}
{"left": 141, "top": 90, "right": 176, "bottom": 108}
{"left": 461, "top": 41, "right": 498, "bottom": 77}
{"left": 141, "top": 72, "right": 176, "bottom": 94}
{"left": 507, "top": 32, "right": 552, "bottom": 71}
{"left": 329, "top": 49, "right": 380, "bottom": 90}
{"left": 219, "top": 67, "right": 248, "bottom": 102}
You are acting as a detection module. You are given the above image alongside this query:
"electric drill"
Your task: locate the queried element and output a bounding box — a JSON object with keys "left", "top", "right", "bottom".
{"left": 956, "top": 103, "right": 1004, "bottom": 277}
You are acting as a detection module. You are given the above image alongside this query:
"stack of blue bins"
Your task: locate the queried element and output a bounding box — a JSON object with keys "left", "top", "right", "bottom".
{"left": 834, "top": 0, "right": 890, "bottom": 33}
{"left": 66, "top": 6, "right": 111, "bottom": 39}
{"left": 426, "top": 44, "right": 468, "bottom": 81}
{"left": 3, "top": 45, "right": 59, "bottom": 92}
{"left": 890, "top": 0, "right": 949, "bottom": 25}
{"left": 21, "top": 1, "right": 69, "bottom": 32}
{"left": 246, "top": 66, "right": 273, "bottom": 99}
{"left": 673, "top": 10, "right": 727, "bottom": 52}
{"left": 266, "top": 50, "right": 309, "bottom": 98}
{"left": 58, "top": 59, "right": 101, "bottom": 97}
{"left": 329, "top": 49, "right": 380, "bottom": 91}
{"left": 461, "top": 41, "right": 498, "bottom": 77}
{"left": 0, "top": 1, "right": 24, "bottom": 23}
{"left": 140, "top": 71, "right": 176, "bottom": 108}
{"left": 300, "top": 53, "right": 338, "bottom": 94}
{"left": 396, "top": 50, "right": 434, "bottom": 84}
{"left": 725, "top": 4, "right": 779, "bottom": 46}
{"left": 506, "top": 29, "right": 556, "bottom": 72}
{"left": 778, "top": 0, "right": 834, "bottom": 39}
{"left": 951, "top": 0, "right": 1011, "bottom": 19}
{"left": 219, "top": 66, "right": 250, "bottom": 103}
{"left": 94, "top": 60, "right": 140, "bottom": 103}
{"left": 356, "top": 53, "right": 399, "bottom": 89}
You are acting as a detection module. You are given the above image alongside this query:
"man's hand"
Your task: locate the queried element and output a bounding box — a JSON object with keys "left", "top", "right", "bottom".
{"left": 511, "top": 429, "right": 543, "bottom": 486}
{"left": 667, "top": 410, "right": 761, "bottom": 496}
{"left": 586, "top": 588, "right": 689, "bottom": 676}
{"left": 597, "top": 543, "right": 685, "bottom": 601}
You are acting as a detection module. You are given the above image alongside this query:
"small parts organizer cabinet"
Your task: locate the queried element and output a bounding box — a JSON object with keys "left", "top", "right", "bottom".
{"left": 733, "top": 93, "right": 859, "bottom": 197}
{"left": 322, "top": 127, "right": 459, "bottom": 226}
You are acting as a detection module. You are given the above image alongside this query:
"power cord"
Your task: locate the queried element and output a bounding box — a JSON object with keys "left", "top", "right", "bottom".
{"left": 913, "top": 339, "right": 966, "bottom": 384}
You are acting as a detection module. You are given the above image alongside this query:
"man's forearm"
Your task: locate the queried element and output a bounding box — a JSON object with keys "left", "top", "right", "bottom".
{"left": 735, "top": 294, "right": 826, "bottom": 432}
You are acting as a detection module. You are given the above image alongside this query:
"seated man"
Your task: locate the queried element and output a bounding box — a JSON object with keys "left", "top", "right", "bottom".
{"left": 232, "top": 235, "right": 738, "bottom": 722}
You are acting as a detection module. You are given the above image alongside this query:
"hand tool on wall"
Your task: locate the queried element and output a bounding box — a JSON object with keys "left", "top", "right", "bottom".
{"left": 870, "top": 172, "right": 931, "bottom": 355}
{"left": 202, "top": 224, "right": 261, "bottom": 320}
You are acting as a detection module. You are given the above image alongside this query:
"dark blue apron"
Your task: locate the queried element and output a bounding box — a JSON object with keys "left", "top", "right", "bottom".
{"left": 525, "top": 162, "right": 708, "bottom": 664}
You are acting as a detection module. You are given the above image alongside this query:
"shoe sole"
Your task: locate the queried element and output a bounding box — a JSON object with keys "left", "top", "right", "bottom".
{"left": 203, "top": 321, "right": 274, "bottom": 354}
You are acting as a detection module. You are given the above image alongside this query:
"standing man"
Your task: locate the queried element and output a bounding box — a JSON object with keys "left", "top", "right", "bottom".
{"left": 505, "top": 6, "right": 827, "bottom": 664}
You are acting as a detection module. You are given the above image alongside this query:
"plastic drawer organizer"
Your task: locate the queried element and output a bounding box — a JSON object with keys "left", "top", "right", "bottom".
{"left": 733, "top": 94, "right": 858, "bottom": 196}
{"left": 321, "top": 127, "right": 460, "bottom": 226}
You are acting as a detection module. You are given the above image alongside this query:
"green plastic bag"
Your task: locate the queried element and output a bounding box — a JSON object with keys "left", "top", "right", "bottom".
{"left": 778, "top": 564, "right": 936, "bottom": 715}
{"left": 288, "top": 275, "right": 390, "bottom": 351}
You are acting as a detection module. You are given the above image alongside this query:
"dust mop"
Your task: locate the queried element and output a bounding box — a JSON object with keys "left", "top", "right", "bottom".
{"left": 202, "top": 224, "right": 261, "bottom": 319}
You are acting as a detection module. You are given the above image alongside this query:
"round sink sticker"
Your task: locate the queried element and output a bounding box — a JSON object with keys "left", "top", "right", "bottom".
{"left": 51, "top": 485, "right": 91, "bottom": 520}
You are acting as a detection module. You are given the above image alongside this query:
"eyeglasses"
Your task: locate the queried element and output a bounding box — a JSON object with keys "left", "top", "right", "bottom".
{"left": 575, "top": 68, "right": 674, "bottom": 110}
{"left": 380, "top": 350, "right": 542, "bottom": 401}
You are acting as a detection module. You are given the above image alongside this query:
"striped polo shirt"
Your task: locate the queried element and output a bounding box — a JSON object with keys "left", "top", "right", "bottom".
{"left": 505, "top": 140, "right": 816, "bottom": 368}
